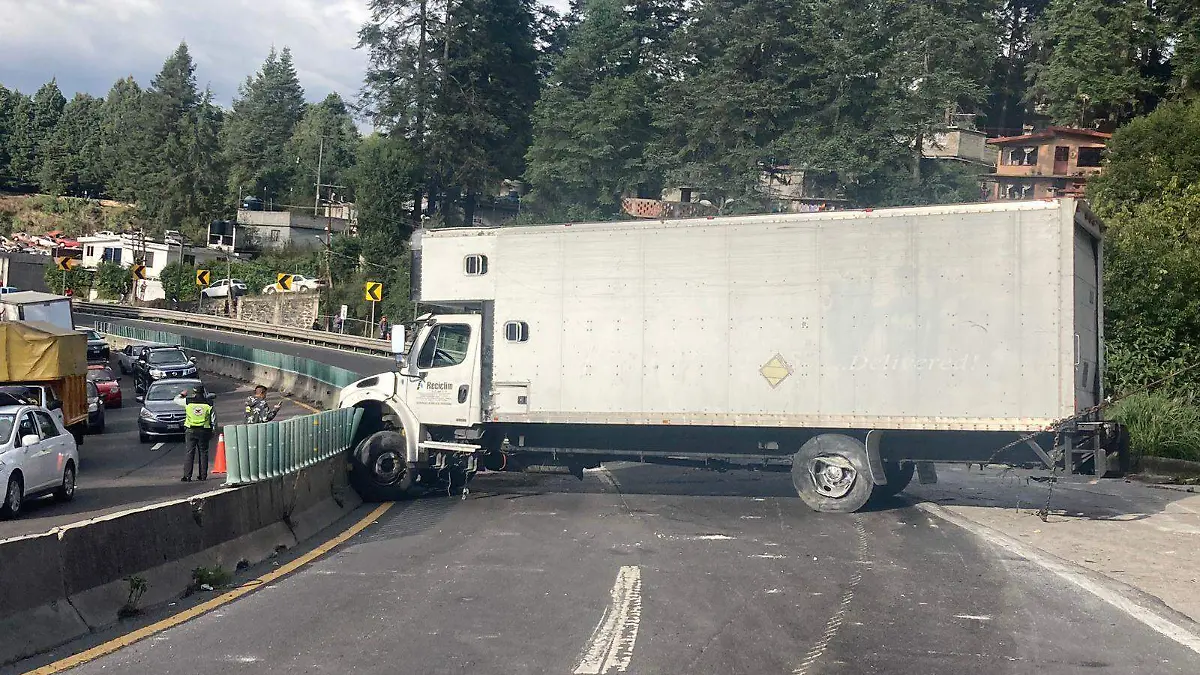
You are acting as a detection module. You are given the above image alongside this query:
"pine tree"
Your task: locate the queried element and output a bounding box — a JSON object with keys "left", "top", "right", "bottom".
{"left": 985, "top": 1, "right": 1051, "bottom": 135}
{"left": 0, "top": 85, "right": 17, "bottom": 187}
{"left": 100, "top": 77, "right": 148, "bottom": 201}
{"left": 1027, "top": 0, "right": 1162, "bottom": 126}
{"left": 5, "top": 93, "right": 37, "bottom": 188}
{"left": 524, "top": 0, "right": 683, "bottom": 218}
{"left": 223, "top": 47, "right": 308, "bottom": 205}
{"left": 285, "top": 93, "right": 361, "bottom": 206}
{"left": 427, "top": 0, "right": 541, "bottom": 224}
{"left": 39, "top": 93, "right": 106, "bottom": 196}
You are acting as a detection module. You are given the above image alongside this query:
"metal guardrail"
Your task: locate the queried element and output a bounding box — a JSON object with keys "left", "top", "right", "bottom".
{"left": 74, "top": 301, "right": 394, "bottom": 357}
{"left": 223, "top": 407, "right": 363, "bottom": 485}
{"left": 96, "top": 322, "right": 364, "bottom": 388}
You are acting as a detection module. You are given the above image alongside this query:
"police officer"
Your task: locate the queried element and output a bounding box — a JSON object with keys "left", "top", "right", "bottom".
{"left": 244, "top": 385, "right": 282, "bottom": 424}
{"left": 174, "top": 386, "right": 215, "bottom": 481}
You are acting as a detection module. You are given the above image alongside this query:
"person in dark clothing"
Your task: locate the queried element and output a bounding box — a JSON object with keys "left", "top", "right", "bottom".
{"left": 174, "top": 386, "right": 215, "bottom": 481}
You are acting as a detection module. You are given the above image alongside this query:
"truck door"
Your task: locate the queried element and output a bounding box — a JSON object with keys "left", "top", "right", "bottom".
{"left": 406, "top": 316, "right": 483, "bottom": 427}
{"left": 1074, "top": 224, "right": 1102, "bottom": 410}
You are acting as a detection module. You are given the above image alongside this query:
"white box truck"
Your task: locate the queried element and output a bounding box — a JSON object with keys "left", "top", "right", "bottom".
{"left": 1, "top": 291, "right": 76, "bottom": 332}
{"left": 337, "top": 198, "right": 1126, "bottom": 512}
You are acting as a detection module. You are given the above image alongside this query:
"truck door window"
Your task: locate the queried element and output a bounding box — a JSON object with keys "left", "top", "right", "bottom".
{"left": 416, "top": 324, "right": 472, "bottom": 369}
{"left": 34, "top": 411, "right": 61, "bottom": 439}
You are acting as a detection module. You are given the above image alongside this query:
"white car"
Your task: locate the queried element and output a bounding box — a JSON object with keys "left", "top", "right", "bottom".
{"left": 263, "top": 274, "right": 324, "bottom": 294}
{"left": 0, "top": 401, "right": 79, "bottom": 518}
{"left": 201, "top": 278, "right": 248, "bottom": 298}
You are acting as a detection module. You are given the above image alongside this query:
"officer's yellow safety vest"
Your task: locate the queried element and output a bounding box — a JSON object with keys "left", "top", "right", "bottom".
{"left": 185, "top": 402, "right": 213, "bottom": 429}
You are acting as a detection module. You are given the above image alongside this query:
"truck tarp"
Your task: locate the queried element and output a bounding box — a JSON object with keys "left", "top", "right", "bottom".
{"left": 0, "top": 320, "right": 87, "bottom": 381}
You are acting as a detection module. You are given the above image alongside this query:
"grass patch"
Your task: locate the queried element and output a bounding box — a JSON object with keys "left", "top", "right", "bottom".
{"left": 189, "top": 565, "right": 233, "bottom": 592}
{"left": 1108, "top": 391, "right": 1200, "bottom": 463}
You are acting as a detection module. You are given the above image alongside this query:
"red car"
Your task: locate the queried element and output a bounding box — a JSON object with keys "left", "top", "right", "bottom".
{"left": 86, "top": 364, "right": 122, "bottom": 408}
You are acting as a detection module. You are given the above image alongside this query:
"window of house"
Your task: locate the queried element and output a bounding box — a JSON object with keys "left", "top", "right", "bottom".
{"left": 102, "top": 247, "right": 122, "bottom": 263}
{"left": 85, "top": 246, "right": 94, "bottom": 257}
{"left": 1054, "top": 146, "right": 1069, "bottom": 162}
{"left": 504, "top": 321, "right": 529, "bottom": 343}
{"left": 464, "top": 254, "right": 488, "bottom": 276}
{"left": 144, "top": 252, "right": 155, "bottom": 268}
{"left": 183, "top": 254, "right": 196, "bottom": 266}
{"left": 1077, "top": 147, "right": 1103, "bottom": 167}
{"left": 270, "top": 229, "right": 281, "bottom": 242}
{"left": 416, "top": 324, "right": 472, "bottom": 369}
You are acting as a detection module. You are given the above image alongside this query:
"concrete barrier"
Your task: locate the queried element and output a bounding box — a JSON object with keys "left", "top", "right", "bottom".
{"left": 0, "top": 338, "right": 364, "bottom": 666}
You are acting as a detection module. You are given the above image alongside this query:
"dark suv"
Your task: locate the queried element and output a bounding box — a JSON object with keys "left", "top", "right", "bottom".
{"left": 133, "top": 347, "right": 199, "bottom": 394}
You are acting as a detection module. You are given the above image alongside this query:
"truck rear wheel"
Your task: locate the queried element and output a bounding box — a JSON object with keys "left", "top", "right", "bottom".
{"left": 350, "top": 430, "right": 415, "bottom": 501}
{"left": 792, "top": 434, "right": 874, "bottom": 513}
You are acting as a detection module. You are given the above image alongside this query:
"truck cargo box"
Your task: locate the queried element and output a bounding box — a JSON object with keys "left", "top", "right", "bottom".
{"left": 0, "top": 320, "right": 89, "bottom": 429}
{"left": 416, "top": 198, "right": 1103, "bottom": 434}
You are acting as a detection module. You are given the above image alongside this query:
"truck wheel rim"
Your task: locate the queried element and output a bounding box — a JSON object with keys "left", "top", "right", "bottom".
{"left": 373, "top": 451, "right": 404, "bottom": 484}
{"left": 809, "top": 455, "right": 856, "bottom": 499}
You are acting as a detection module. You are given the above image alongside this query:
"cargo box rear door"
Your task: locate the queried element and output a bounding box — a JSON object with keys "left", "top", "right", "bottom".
{"left": 1073, "top": 223, "right": 1102, "bottom": 410}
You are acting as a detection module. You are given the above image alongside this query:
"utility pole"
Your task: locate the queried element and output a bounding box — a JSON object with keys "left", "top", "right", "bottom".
{"left": 314, "top": 182, "right": 346, "bottom": 290}
{"left": 313, "top": 136, "right": 324, "bottom": 217}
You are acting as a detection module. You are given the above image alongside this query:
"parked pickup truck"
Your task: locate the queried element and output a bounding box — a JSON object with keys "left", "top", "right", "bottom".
{"left": 336, "top": 198, "right": 1126, "bottom": 513}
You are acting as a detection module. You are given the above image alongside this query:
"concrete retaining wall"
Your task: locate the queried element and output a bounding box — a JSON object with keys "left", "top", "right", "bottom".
{"left": 0, "top": 340, "right": 362, "bottom": 666}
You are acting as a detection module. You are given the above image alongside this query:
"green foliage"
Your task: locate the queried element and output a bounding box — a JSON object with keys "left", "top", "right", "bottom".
{"left": 1026, "top": 0, "right": 1162, "bottom": 126}
{"left": 285, "top": 93, "right": 360, "bottom": 204}
{"left": 1108, "top": 392, "right": 1200, "bottom": 462}
{"left": 95, "top": 261, "right": 130, "bottom": 299}
{"left": 160, "top": 261, "right": 200, "bottom": 303}
{"left": 42, "top": 264, "right": 95, "bottom": 295}
{"left": 223, "top": 48, "right": 308, "bottom": 206}
{"left": 1101, "top": 180, "right": 1200, "bottom": 399}
{"left": 354, "top": 134, "right": 421, "bottom": 242}
{"left": 1089, "top": 97, "right": 1200, "bottom": 209}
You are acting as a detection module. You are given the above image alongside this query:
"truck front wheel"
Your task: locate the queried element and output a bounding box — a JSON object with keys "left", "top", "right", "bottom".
{"left": 350, "top": 430, "right": 415, "bottom": 501}
{"left": 792, "top": 434, "right": 874, "bottom": 513}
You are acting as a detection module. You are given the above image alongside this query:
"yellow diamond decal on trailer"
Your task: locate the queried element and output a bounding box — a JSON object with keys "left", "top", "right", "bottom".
{"left": 760, "top": 354, "right": 793, "bottom": 389}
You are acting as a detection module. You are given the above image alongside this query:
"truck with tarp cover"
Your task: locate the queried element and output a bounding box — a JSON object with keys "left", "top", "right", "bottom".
{"left": 0, "top": 321, "right": 89, "bottom": 443}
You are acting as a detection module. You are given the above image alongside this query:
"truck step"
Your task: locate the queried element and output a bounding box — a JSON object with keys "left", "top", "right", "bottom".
{"left": 419, "top": 440, "right": 482, "bottom": 453}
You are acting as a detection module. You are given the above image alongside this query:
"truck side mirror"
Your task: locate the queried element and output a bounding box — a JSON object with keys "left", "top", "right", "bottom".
{"left": 391, "top": 326, "right": 408, "bottom": 367}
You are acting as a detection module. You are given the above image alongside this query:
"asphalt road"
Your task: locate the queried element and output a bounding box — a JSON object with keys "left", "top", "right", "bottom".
{"left": 0, "top": 366, "right": 311, "bottom": 541}
{"left": 18, "top": 464, "right": 1200, "bottom": 675}
{"left": 74, "top": 313, "right": 394, "bottom": 377}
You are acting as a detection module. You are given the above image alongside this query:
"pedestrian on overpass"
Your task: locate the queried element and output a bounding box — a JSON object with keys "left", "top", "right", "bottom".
{"left": 174, "top": 386, "right": 215, "bottom": 481}
{"left": 244, "top": 385, "right": 282, "bottom": 424}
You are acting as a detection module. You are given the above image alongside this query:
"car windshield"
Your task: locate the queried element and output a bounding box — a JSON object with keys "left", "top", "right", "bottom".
{"left": 146, "top": 382, "right": 195, "bottom": 401}
{"left": 84, "top": 330, "right": 101, "bottom": 341}
{"left": 148, "top": 350, "right": 189, "bottom": 365}
{"left": 0, "top": 386, "right": 39, "bottom": 405}
{"left": 87, "top": 367, "right": 116, "bottom": 382}
{"left": 0, "top": 413, "right": 14, "bottom": 442}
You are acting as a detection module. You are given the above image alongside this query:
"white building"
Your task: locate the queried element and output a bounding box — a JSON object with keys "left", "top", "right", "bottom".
{"left": 222, "top": 210, "right": 353, "bottom": 253}
{"left": 77, "top": 233, "right": 222, "bottom": 301}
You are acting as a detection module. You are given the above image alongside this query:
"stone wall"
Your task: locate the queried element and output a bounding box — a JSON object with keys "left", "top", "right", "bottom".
{"left": 195, "top": 292, "right": 320, "bottom": 329}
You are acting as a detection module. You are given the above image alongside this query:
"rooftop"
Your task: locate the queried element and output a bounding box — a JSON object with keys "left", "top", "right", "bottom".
{"left": 988, "top": 126, "right": 1112, "bottom": 145}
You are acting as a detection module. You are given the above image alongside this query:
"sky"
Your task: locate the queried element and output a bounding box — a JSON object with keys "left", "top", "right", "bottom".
{"left": 0, "top": 0, "right": 570, "bottom": 116}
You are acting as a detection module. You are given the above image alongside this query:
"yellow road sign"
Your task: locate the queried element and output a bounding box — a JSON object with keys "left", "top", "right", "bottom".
{"left": 131, "top": 264, "right": 148, "bottom": 280}
{"left": 364, "top": 281, "right": 382, "bottom": 302}
{"left": 55, "top": 256, "right": 78, "bottom": 271}
{"left": 196, "top": 269, "right": 211, "bottom": 287}
{"left": 277, "top": 273, "right": 293, "bottom": 291}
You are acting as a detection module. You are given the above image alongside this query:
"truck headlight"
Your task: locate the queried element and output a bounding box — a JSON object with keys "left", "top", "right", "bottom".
{"left": 139, "top": 409, "right": 158, "bottom": 421}
{"left": 150, "top": 369, "right": 166, "bottom": 378}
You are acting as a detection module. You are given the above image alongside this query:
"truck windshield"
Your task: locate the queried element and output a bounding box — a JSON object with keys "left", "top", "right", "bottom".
{"left": 0, "top": 386, "right": 40, "bottom": 406}
{"left": 0, "top": 413, "right": 14, "bottom": 442}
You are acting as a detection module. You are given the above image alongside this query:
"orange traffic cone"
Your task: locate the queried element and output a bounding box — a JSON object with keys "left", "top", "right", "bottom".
{"left": 212, "top": 433, "right": 227, "bottom": 475}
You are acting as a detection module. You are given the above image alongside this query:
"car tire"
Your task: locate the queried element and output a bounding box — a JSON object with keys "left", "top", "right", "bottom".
{"left": 55, "top": 464, "right": 76, "bottom": 502}
{"left": 0, "top": 474, "right": 23, "bottom": 519}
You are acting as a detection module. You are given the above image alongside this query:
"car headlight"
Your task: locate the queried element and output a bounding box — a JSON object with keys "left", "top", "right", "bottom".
{"left": 139, "top": 408, "right": 158, "bottom": 421}
{"left": 184, "top": 366, "right": 197, "bottom": 375}
{"left": 150, "top": 369, "right": 166, "bottom": 378}
{"left": 89, "top": 401, "right": 98, "bottom": 412}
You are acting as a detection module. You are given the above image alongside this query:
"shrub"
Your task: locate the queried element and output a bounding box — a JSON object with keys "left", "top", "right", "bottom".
{"left": 1108, "top": 392, "right": 1200, "bottom": 463}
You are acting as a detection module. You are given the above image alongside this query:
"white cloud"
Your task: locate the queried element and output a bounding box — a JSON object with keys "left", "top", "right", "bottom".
{"left": 0, "top": 0, "right": 371, "bottom": 110}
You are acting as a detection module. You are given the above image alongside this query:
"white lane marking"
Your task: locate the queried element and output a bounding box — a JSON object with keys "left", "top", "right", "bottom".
{"left": 573, "top": 566, "right": 643, "bottom": 674}
{"left": 766, "top": 589, "right": 783, "bottom": 594}
{"left": 917, "top": 502, "right": 1200, "bottom": 656}
{"left": 152, "top": 442, "right": 164, "bottom": 451}
{"left": 740, "top": 515, "right": 763, "bottom": 519}
{"left": 692, "top": 534, "right": 734, "bottom": 540}
{"left": 750, "top": 553, "right": 788, "bottom": 559}
{"left": 792, "top": 518, "right": 869, "bottom": 675}
{"left": 955, "top": 614, "right": 992, "bottom": 621}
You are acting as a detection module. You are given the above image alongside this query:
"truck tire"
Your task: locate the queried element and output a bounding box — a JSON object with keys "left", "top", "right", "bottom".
{"left": 350, "top": 430, "right": 415, "bottom": 501}
{"left": 792, "top": 434, "right": 874, "bottom": 513}
{"left": 875, "top": 460, "right": 915, "bottom": 498}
